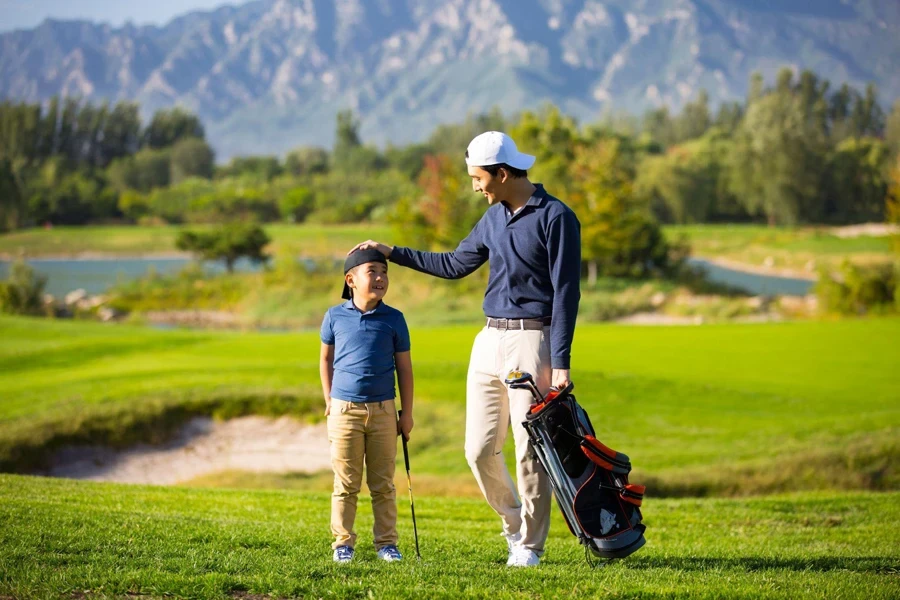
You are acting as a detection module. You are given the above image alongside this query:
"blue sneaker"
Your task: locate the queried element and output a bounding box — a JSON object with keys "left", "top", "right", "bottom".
{"left": 376, "top": 545, "right": 403, "bottom": 562}
{"left": 333, "top": 545, "right": 354, "bottom": 563}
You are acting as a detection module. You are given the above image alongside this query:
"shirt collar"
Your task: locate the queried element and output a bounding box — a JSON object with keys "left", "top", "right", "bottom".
{"left": 503, "top": 184, "right": 547, "bottom": 215}
{"left": 526, "top": 183, "right": 547, "bottom": 207}
{"left": 342, "top": 299, "right": 383, "bottom": 315}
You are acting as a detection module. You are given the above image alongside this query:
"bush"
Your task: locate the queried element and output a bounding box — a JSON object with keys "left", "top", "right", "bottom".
{"left": 176, "top": 222, "right": 271, "bottom": 273}
{"left": 816, "top": 261, "right": 899, "bottom": 315}
{"left": 0, "top": 259, "right": 47, "bottom": 315}
{"left": 278, "top": 187, "right": 315, "bottom": 223}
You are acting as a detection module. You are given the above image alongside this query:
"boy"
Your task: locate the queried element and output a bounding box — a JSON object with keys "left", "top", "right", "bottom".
{"left": 319, "top": 247, "right": 415, "bottom": 563}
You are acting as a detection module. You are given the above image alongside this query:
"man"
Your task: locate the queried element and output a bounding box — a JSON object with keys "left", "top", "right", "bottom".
{"left": 350, "top": 131, "right": 581, "bottom": 567}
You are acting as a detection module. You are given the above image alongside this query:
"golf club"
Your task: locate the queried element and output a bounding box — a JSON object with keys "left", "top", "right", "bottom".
{"left": 504, "top": 370, "right": 543, "bottom": 403}
{"left": 398, "top": 410, "right": 421, "bottom": 560}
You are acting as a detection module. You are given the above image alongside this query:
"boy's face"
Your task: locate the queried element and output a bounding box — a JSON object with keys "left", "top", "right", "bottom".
{"left": 347, "top": 261, "right": 388, "bottom": 302}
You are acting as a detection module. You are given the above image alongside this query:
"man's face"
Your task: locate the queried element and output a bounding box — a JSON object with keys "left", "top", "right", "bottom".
{"left": 347, "top": 261, "right": 388, "bottom": 302}
{"left": 468, "top": 165, "right": 505, "bottom": 205}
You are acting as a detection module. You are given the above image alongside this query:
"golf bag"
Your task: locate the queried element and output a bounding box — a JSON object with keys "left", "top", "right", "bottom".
{"left": 515, "top": 375, "right": 646, "bottom": 563}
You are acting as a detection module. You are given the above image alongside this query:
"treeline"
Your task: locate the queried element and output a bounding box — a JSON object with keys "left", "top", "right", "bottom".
{"left": 0, "top": 99, "right": 214, "bottom": 229}
{"left": 637, "top": 71, "right": 900, "bottom": 226}
{"left": 1, "top": 67, "right": 899, "bottom": 237}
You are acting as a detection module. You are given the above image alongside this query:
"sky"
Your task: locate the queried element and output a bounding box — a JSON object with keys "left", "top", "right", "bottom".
{"left": 0, "top": 0, "right": 235, "bottom": 33}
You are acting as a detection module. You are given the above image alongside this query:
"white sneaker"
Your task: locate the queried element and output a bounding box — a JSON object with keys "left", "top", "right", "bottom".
{"left": 503, "top": 531, "right": 522, "bottom": 565}
{"left": 508, "top": 546, "right": 541, "bottom": 568}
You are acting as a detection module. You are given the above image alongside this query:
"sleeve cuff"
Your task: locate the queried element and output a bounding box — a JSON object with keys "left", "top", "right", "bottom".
{"left": 550, "top": 356, "right": 570, "bottom": 370}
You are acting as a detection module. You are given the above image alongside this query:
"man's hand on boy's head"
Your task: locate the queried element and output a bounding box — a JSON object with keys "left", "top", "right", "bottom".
{"left": 398, "top": 411, "right": 414, "bottom": 441}
{"left": 349, "top": 240, "right": 392, "bottom": 258}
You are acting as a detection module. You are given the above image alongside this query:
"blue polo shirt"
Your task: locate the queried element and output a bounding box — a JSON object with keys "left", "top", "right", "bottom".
{"left": 390, "top": 184, "right": 581, "bottom": 369}
{"left": 320, "top": 300, "right": 411, "bottom": 402}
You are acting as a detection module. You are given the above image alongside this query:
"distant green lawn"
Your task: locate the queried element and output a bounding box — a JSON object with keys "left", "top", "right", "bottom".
{"left": 1, "top": 475, "right": 897, "bottom": 599}
{"left": 0, "top": 223, "right": 389, "bottom": 258}
{"left": 1, "top": 316, "right": 897, "bottom": 494}
{"left": 667, "top": 224, "right": 895, "bottom": 271}
{"left": 1, "top": 224, "right": 894, "bottom": 272}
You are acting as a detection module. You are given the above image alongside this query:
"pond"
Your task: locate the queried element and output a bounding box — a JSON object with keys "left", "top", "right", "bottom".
{"left": 0, "top": 256, "right": 815, "bottom": 298}
{"left": 687, "top": 258, "right": 814, "bottom": 296}
{"left": 0, "top": 257, "right": 265, "bottom": 297}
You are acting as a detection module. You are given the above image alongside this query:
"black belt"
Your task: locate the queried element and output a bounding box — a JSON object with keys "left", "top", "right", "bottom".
{"left": 486, "top": 316, "right": 551, "bottom": 330}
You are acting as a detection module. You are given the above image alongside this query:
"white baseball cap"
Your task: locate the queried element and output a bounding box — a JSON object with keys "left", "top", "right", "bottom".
{"left": 465, "top": 131, "right": 535, "bottom": 170}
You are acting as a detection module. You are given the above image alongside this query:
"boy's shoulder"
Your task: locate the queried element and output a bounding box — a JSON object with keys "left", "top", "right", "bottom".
{"left": 378, "top": 302, "right": 404, "bottom": 317}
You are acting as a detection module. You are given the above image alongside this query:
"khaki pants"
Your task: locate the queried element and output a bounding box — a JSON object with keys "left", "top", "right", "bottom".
{"left": 327, "top": 398, "right": 398, "bottom": 550}
{"left": 465, "top": 326, "right": 552, "bottom": 554}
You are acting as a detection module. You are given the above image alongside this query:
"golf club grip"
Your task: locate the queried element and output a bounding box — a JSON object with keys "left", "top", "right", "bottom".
{"left": 399, "top": 410, "right": 411, "bottom": 471}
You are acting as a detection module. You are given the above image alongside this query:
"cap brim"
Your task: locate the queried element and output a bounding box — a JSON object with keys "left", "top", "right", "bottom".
{"left": 507, "top": 152, "right": 535, "bottom": 170}
{"left": 341, "top": 283, "right": 351, "bottom": 300}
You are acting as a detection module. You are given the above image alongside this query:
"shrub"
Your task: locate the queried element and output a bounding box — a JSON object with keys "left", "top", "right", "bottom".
{"left": 0, "top": 259, "right": 47, "bottom": 315}
{"left": 816, "top": 261, "right": 899, "bottom": 315}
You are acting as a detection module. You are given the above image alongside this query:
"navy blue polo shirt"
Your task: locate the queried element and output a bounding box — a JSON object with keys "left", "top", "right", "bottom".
{"left": 390, "top": 184, "right": 580, "bottom": 369}
{"left": 320, "top": 300, "right": 411, "bottom": 402}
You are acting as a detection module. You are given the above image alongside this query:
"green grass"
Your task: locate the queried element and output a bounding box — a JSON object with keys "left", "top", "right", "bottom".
{"left": 1, "top": 315, "right": 897, "bottom": 494}
{"left": 0, "top": 224, "right": 389, "bottom": 258}
{"left": 666, "top": 224, "right": 895, "bottom": 271}
{"left": 2, "top": 224, "right": 894, "bottom": 274}
{"left": 1, "top": 475, "right": 898, "bottom": 599}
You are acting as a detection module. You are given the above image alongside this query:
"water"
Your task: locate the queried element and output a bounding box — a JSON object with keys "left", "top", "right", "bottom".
{"left": 687, "top": 258, "right": 814, "bottom": 296}
{"left": 0, "top": 257, "right": 266, "bottom": 298}
{"left": 0, "top": 256, "right": 816, "bottom": 299}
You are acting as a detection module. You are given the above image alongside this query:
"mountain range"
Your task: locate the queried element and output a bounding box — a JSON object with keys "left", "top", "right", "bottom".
{"left": 1, "top": 0, "right": 899, "bottom": 158}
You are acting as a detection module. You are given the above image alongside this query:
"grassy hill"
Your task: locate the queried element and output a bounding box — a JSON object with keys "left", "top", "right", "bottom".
{"left": 1, "top": 315, "right": 897, "bottom": 494}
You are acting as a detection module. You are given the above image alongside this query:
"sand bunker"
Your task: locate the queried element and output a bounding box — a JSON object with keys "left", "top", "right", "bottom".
{"left": 47, "top": 415, "right": 330, "bottom": 485}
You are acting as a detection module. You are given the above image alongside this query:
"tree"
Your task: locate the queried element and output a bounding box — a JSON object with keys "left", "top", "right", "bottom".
{"left": 175, "top": 223, "right": 271, "bottom": 273}
{"left": 284, "top": 146, "right": 329, "bottom": 176}
{"left": 636, "top": 132, "right": 742, "bottom": 224}
{"left": 728, "top": 90, "right": 828, "bottom": 225}
{"left": 824, "top": 137, "right": 890, "bottom": 223}
{"left": 170, "top": 138, "right": 215, "bottom": 183}
{"left": 510, "top": 105, "right": 580, "bottom": 195}
{"left": 886, "top": 100, "right": 900, "bottom": 158}
{"left": 143, "top": 108, "right": 205, "bottom": 149}
{"left": 217, "top": 156, "right": 283, "bottom": 181}
{"left": 570, "top": 137, "right": 671, "bottom": 283}
{"left": 278, "top": 187, "right": 315, "bottom": 223}
{"left": 887, "top": 156, "right": 900, "bottom": 254}
{"left": 641, "top": 106, "right": 676, "bottom": 148}
{"left": 0, "top": 158, "right": 24, "bottom": 231}
{"left": 390, "top": 154, "right": 479, "bottom": 250}
{"left": 107, "top": 147, "right": 171, "bottom": 193}
{"left": 674, "top": 90, "right": 711, "bottom": 142}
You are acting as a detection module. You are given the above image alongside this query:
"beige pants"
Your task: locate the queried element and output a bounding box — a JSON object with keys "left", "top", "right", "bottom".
{"left": 327, "top": 398, "right": 398, "bottom": 550}
{"left": 465, "top": 326, "right": 552, "bottom": 554}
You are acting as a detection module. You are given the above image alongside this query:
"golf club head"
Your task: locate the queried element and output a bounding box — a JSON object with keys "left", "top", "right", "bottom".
{"left": 505, "top": 370, "right": 542, "bottom": 403}
{"left": 505, "top": 370, "right": 535, "bottom": 388}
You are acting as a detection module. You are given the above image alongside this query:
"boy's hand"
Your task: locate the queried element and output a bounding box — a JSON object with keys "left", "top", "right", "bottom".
{"left": 398, "top": 411, "right": 414, "bottom": 441}
{"left": 324, "top": 399, "right": 331, "bottom": 416}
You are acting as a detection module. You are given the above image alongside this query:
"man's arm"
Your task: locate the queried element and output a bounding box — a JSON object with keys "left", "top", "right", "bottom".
{"left": 319, "top": 342, "right": 335, "bottom": 416}
{"left": 547, "top": 211, "right": 581, "bottom": 388}
{"left": 350, "top": 217, "right": 489, "bottom": 279}
{"left": 395, "top": 351, "right": 414, "bottom": 440}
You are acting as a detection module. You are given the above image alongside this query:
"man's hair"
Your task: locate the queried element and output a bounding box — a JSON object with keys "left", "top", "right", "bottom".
{"left": 465, "top": 150, "right": 528, "bottom": 178}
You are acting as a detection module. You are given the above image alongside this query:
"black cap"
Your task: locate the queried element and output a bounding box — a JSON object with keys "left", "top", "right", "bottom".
{"left": 342, "top": 248, "right": 388, "bottom": 299}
